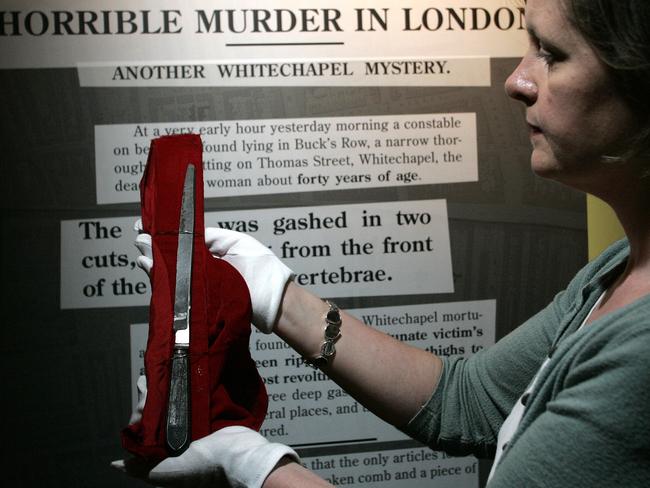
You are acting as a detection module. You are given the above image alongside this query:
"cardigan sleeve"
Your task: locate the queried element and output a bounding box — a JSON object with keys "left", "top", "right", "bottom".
{"left": 403, "top": 240, "right": 629, "bottom": 457}
{"left": 488, "top": 317, "right": 650, "bottom": 487}
{"left": 403, "top": 288, "right": 567, "bottom": 457}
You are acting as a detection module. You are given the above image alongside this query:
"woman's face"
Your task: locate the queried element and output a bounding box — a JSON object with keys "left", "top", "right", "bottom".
{"left": 505, "top": 0, "right": 637, "bottom": 191}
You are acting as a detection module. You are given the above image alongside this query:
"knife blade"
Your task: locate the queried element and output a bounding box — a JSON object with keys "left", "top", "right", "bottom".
{"left": 166, "top": 163, "right": 195, "bottom": 455}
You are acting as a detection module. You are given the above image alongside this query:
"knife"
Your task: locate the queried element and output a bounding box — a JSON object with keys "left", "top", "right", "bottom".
{"left": 166, "top": 163, "right": 195, "bottom": 455}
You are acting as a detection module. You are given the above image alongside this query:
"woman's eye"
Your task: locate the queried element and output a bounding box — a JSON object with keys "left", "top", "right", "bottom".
{"left": 527, "top": 32, "right": 565, "bottom": 67}
{"left": 536, "top": 41, "right": 566, "bottom": 67}
{"left": 537, "top": 48, "right": 556, "bottom": 65}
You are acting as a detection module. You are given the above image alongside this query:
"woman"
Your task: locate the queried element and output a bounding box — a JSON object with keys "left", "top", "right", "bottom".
{"left": 114, "top": 0, "right": 650, "bottom": 485}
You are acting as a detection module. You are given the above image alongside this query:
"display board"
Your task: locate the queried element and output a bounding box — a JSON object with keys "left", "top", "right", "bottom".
{"left": 1, "top": 1, "right": 588, "bottom": 487}
{"left": 130, "top": 298, "right": 495, "bottom": 486}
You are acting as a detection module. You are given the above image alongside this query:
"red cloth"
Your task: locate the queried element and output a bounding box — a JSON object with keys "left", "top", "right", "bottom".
{"left": 122, "top": 134, "right": 268, "bottom": 461}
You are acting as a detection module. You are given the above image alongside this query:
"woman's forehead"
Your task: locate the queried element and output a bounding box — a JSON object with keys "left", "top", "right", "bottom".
{"left": 525, "top": 0, "right": 582, "bottom": 45}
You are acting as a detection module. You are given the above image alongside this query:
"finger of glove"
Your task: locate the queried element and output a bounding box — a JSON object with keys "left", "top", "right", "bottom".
{"left": 136, "top": 256, "right": 153, "bottom": 275}
{"left": 134, "top": 218, "right": 144, "bottom": 232}
{"left": 134, "top": 234, "right": 153, "bottom": 275}
{"left": 111, "top": 457, "right": 158, "bottom": 480}
{"left": 205, "top": 227, "right": 272, "bottom": 258}
{"left": 129, "top": 375, "right": 148, "bottom": 424}
{"left": 110, "top": 459, "right": 127, "bottom": 474}
{"left": 204, "top": 227, "right": 245, "bottom": 256}
{"left": 135, "top": 233, "right": 153, "bottom": 260}
{"left": 137, "top": 374, "right": 147, "bottom": 396}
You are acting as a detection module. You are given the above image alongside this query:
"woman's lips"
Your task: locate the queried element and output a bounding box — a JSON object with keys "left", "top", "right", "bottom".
{"left": 527, "top": 122, "right": 542, "bottom": 136}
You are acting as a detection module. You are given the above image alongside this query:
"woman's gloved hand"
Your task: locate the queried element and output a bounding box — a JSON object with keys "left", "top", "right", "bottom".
{"left": 133, "top": 221, "right": 294, "bottom": 333}
{"left": 113, "top": 426, "right": 299, "bottom": 488}
{"left": 204, "top": 228, "right": 294, "bottom": 333}
{"left": 112, "top": 377, "right": 299, "bottom": 488}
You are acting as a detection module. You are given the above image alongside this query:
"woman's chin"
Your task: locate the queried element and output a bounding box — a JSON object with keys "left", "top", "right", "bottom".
{"left": 529, "top": 153, "right": 560, "bottom": 178}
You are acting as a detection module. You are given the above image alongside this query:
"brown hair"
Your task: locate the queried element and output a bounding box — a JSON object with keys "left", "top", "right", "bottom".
{"left": 564, "top": 0, "right": 650, "bottom": 159}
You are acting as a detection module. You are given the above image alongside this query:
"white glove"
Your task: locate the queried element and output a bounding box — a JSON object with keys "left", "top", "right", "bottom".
{"left": 133, "top": 221, "right": 294, "bottom": 333}
{"left": 134, "top": 219, "right": 153, "bottom": 275}
{"left": 112, "top": 377, "right": 299, "bottom": 488}
{"left": 204, "top": 228, "right": 294, "bottom": 333}
{"left": 114, "top": 426, "right": 299, "bottom": 488}
{"left": 129, "top": 374, "right": 148, "bottom": 425}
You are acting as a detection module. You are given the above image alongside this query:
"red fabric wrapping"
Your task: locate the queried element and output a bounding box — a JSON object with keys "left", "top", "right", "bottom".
{"left": 121, "top": 134, "right": 268, "bottom": 461}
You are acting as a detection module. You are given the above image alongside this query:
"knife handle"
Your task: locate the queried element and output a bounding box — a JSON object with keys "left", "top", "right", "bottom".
{"left": 166, "top": 346, "right": 191, "bottom": 455}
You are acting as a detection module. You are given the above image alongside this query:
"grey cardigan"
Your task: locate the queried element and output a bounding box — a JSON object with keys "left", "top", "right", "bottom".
{"left": 405, "top": 239, "right": 650, "bottom": 486}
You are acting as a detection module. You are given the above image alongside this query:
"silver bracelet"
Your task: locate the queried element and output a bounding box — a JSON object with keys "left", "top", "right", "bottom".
{"left": 303, "top": 301, "right": 342, "bottom": 369}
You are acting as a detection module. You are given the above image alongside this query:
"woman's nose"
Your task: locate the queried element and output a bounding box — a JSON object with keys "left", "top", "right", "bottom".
{"left": 505, "top": 58, "right": 538, "bottom": 106}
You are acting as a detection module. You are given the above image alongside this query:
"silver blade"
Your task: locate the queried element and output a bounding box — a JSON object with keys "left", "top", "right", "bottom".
{"left": 172, "top": 164, "right": 195, "bottom": 343}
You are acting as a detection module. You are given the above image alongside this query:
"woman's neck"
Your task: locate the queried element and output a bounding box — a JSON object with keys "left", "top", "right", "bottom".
{"left": 586, "top": 165, "right": 650, "bottom": 323}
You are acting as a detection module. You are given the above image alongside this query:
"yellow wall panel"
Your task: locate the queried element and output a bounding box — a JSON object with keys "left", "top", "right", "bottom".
{"left": 587, "top": 195, "right": 624, "bottom": 260}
